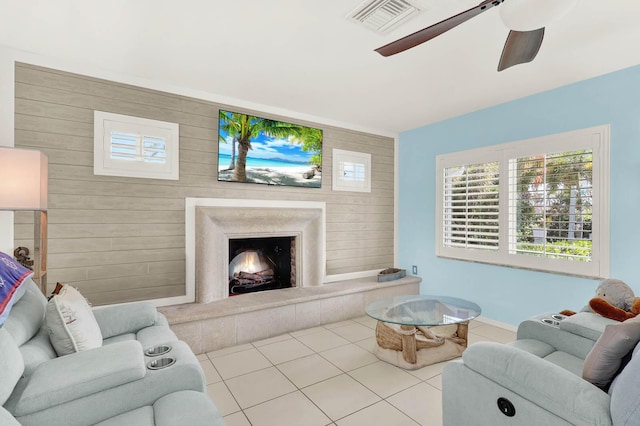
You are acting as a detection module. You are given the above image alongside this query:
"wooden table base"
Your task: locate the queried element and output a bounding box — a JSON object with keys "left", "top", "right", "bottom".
{"left": 374, "top": 321, "right": 469, "bottom": 369}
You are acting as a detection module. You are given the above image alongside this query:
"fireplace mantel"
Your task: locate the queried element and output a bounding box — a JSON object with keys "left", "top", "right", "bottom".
{"left": 186, "top": 198, "right": 326, "bottom": 304}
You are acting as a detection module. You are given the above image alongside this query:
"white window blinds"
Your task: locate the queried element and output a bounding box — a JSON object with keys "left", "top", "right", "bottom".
{"left": 110, "top": 132, "right": 168, "bottom": 164}
{"left": 508, "top": 149, "right": 592, "bottom": 261}
{"left": 442, "top": 162, "right": 500, "bottom": 251}
{"left": 94, "top": 111, "right": 179, "bottom": 180}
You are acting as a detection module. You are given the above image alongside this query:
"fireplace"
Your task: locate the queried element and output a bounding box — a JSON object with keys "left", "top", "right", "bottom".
{"left": 186, "top": 198, "right": 326, "bottom": 304}
{"left": 228, "top": 236, "right": 295, "bottom": 295}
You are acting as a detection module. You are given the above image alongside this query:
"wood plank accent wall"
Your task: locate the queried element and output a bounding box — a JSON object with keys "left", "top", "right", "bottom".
{"left": 13, "top": 63, "right": 395, "bottom": 306}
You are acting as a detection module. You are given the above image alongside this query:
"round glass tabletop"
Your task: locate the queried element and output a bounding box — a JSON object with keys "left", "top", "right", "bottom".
{"left": 365, "top": 295, "right": 481, "bottom": 327}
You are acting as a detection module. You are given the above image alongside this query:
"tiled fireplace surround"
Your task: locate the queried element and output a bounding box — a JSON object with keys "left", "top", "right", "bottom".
{"left": 159, "top": 198, "right": 420, "bottom": 354}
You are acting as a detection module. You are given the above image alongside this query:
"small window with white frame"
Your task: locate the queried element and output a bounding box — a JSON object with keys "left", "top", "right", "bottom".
{"left": 435, "top": 125, "right": 610, "bottom": 278}
{"left": 94, "top": 111, "right": 179, "bottom": 180}
{"left": 332, "top": 149, "right": 371, "bottom": 192}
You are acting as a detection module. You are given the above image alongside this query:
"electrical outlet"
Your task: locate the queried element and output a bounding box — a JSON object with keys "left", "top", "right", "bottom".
{"left": 412, "top": 265, "right": 418, "bottom": 275}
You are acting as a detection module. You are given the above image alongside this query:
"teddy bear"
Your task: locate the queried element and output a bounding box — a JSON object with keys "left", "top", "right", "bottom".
{"left": 559, "top": 278, "right": 640, "bottom": 322}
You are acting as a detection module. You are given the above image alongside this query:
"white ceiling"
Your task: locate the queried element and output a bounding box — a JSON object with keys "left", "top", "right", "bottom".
{"left": 1, "top": 0, "right": 639, "bottom": 135}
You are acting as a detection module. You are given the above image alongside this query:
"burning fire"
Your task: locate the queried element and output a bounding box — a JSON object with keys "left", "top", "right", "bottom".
{"left": 229, "top": 250, "right": 269, "bottom": 278}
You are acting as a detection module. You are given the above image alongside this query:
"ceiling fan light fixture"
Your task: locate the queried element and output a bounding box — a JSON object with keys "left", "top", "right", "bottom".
{"left": 499, "top": 0, "right": 578, "bottom": 31}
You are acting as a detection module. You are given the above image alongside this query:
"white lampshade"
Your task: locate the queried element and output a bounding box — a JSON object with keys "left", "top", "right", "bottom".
{"left": 0, "top": 147, "right": 48, "bottom": 211}
{"left": 500, "top": 0, "right": 578, "bottom": 31}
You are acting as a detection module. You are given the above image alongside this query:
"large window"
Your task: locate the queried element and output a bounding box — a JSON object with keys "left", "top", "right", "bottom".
{"left": 436, "top": 125, "right": 610, "bottom": 278}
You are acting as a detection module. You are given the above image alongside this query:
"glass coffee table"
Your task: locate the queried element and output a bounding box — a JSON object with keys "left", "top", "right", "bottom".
{"left": 366, "top": 295, "right": 481, "bottom": 369}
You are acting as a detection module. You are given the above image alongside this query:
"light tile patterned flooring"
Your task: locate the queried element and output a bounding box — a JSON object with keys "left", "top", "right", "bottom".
{"left": 198, "top": 316, "right": 516, "bottom": 426}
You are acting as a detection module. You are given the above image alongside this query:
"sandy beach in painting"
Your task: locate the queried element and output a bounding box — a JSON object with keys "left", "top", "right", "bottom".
{"left": 218, "top": 166, "right": 321, "bottom": 187}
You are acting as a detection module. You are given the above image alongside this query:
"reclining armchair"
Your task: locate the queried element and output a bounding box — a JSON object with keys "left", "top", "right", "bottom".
{"left": 1, "top": 278, "right": 223, "bottom": 426}
{"left": 443, "top": 312, "right": 640, "bottom": 426}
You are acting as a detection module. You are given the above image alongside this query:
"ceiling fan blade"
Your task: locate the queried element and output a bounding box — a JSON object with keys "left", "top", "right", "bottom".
{"left": 375, "top": 0, "right": 504, "bottom": 57}
{"left": 497, "top": 28, "right": 545, "bottom": 71}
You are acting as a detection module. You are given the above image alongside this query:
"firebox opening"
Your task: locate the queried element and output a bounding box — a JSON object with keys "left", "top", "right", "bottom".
{"left": 228, "top": 236, "right": 295, "bottom": 296}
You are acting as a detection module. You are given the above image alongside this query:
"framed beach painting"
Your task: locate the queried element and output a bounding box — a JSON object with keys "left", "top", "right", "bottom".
{"left": 217, "top": 109, "right": 323, "bottom": 188}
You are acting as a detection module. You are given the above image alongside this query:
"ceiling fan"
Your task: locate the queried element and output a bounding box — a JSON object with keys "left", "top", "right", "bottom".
{"left": 375, "top": 0, "right": 578, "bottom": 71}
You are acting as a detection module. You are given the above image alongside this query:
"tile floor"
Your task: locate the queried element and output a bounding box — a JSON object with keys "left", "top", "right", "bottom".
{"left": 199, "top": 316, "right": 516, "bottom": 426}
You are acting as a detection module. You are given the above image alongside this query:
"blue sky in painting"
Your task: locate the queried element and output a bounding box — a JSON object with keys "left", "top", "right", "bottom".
{"left": 218, "top": 116, "right": 313, "bottom": 164}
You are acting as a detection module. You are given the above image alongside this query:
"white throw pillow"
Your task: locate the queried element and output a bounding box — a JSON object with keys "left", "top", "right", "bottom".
{"left": 45, "top": 285, "right": 103, "bottom": 356}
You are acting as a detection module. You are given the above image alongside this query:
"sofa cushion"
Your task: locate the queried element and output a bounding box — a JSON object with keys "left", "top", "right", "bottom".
{"left": 19, "top": 327, "right": 58, "bottom": 377}
{"left": 543, "top": 351, "right": 584, "bottom": 377}
{"left": 3, "top": 280, "right": 46, "bottom": 346}
{"left": 45, "top": 284, "right": 103, "bottom": 356}
{"left": 0, "top": 252, "right": 33, "bottom": 327}
{"left": 0, "top": 407, "right": 20, "bottom": 426}
{"left": 609, "top": 342, "right": 640, "bottom": 426}
{"left": 0, "top": 328, "right": 23, "bottom": 406}
{"left": 582, "top": 317, "right": 640, "bottom": 389}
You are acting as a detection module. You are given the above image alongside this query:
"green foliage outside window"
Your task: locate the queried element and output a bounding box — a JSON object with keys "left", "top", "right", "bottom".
{"left": 514, "top": 149, "right": 593, "bottom": 261}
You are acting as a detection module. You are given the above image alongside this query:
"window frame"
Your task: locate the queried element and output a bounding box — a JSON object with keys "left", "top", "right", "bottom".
{"left": 332, "top": 149, "right": 371, "bottom": 192}
{"left": 94, "top": 111, "right": 179, "bottom": 180}
{"left": 435, "top": 125, "right": 610, "bottom": 278}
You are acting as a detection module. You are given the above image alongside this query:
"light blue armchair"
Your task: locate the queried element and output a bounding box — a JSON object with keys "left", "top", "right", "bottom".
{"left": 443, "top": 312, "right": 640, "bottom": 426}
{"left": 0, "top": 279, "right": 223, "bottom": 426}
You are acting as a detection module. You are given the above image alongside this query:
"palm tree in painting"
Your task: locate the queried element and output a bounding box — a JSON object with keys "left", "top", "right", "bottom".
{"left": 228, "top": 137, "right": 237, "bottom": 170}
{"left": 293, "top": 126, "right": 323, "bottom": 170}
{"left": 218, "top": 111, "right": 237, "bottom": 170}
{"left": 219, "top": 111, "right": 322, "bottom": 182}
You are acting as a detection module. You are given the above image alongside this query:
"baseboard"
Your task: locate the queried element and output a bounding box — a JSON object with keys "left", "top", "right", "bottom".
{"left": 474, "top": 316, "right": 518, "bottom": 332}
{"left": 324, "top": 269, "right": 380, "bottom": 282}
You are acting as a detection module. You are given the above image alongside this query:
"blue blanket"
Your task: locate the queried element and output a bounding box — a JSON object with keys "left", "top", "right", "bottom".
{"left": 0, "top": 251, "right": 33, "bottom": 326}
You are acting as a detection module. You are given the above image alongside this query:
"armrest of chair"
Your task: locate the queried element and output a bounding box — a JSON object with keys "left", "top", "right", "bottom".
{"left": 517, "top": 313, "right": 612, "bottom": 359}
{"left": 462, "top": 342, "right": 611, "bottom": 425}
{"left": 93, "top": 302, "right": 159, "bottom": 339}
{"left": 558, "top": 312, "right": 617, "bottom": 340}
{"left": 10, "top": 341, "right": 146, "bottom": 416}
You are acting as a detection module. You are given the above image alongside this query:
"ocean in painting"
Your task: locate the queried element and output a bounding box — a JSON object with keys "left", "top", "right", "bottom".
{"left": 217, "top": 153, "right": 321, "bottom": 187}
{"left": 218, "top": 154, "right": 308, "bottom": 170}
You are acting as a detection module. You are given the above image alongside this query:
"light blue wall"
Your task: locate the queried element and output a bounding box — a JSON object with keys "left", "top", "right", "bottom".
{"left": 398, "top": 65, "right": 640, "bottom": 326}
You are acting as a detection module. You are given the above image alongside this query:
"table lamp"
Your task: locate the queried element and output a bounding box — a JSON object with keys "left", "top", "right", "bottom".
{"left": 0, "top": 147, "right": 48, "bottom": 294}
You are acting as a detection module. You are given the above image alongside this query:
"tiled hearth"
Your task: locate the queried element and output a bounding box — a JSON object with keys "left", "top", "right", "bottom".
{"left": 173, "top": 197, "right": 419, "bottom": 355}
{"left": 160, "top": 276, "right": 420, "bottom": 354}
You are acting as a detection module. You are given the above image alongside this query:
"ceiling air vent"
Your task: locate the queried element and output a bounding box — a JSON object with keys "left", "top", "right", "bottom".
{"left": 347, "top": 0, "right": 422, "bottom": 34}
